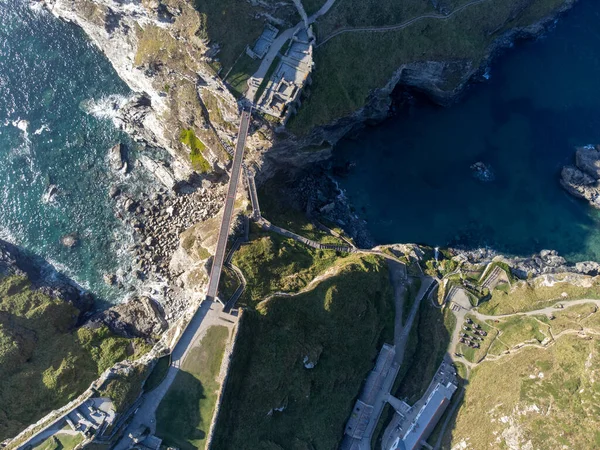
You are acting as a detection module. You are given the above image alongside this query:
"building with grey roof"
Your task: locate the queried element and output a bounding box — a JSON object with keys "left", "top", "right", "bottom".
{"left": 392, "top": 381, "right": 457, "bottom": 450}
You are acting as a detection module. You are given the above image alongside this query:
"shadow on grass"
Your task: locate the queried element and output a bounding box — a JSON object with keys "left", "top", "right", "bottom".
{"left": 155, "top": 371, "right": 208, "bottom": 450}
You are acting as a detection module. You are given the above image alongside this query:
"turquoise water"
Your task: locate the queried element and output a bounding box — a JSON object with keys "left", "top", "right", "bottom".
{"left": 333, "top": 0, "right": 600, "bottom": 262}
{"left": 0, "top": 1, "right": 156, "bottom": 301}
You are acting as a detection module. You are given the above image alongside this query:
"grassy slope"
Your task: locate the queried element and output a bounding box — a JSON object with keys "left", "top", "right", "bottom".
{"left": 0, "top": 276, "right": 145, "bottom": 441}
{"left": 446, "top": 334, "right": 600, "bottom": 449}
{"left": 289, "top": 0, "right": 567, "bottom": 133}
{"left": 156, "top": 326, "right": 229, "bottom": 450}
{"left": 479, "top": 276, "right": 600, "bottom": 315}
{"left": 212, "top": 255, "right": 395, "bottom": 450}
{"left": 233, "top": 226, "right": 341, "bottom": 306}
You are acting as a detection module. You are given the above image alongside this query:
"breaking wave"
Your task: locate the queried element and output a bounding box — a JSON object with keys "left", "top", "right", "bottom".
{"left": 80, "top": 94, "right": 130, "bottom": 122}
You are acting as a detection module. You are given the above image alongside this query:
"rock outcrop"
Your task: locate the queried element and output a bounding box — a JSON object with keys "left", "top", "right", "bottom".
{"left": 561, "top": 145, "right": 600, "bottom": 208}
{"left": 88, "top": 296, "right": 168, "bottom": 339}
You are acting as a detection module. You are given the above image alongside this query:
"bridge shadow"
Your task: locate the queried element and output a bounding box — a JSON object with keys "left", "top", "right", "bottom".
{"left": 155, "top": 370, "right": 208, "bottom": 450}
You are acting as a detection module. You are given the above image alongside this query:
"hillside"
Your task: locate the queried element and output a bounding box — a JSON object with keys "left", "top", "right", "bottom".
{"left": 0, "top": 276, "right": 148, "bottom": 440}
{"left": 212, "top": 254, "right": 395, "bottom": 449}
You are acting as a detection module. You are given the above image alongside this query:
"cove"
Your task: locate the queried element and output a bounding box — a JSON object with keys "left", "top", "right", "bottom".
{"left": 332, "top": 0, "right": 600, "bottom": 262}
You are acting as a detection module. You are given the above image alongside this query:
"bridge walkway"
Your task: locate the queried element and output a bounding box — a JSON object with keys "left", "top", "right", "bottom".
{"left": 206, "top": 108, "right": 252, "bottom": 303}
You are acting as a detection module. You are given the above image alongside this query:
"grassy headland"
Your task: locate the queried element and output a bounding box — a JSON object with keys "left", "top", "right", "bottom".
{"left": 0, "top": 276, "right": 147, "bottom": 440}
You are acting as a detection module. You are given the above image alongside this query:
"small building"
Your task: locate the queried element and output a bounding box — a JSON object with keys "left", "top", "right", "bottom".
{"left": 246, "top": 24, "right": 279, "bottom": 59}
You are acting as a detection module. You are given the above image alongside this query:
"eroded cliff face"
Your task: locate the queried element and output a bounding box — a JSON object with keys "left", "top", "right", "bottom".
{"left": 42, "top": 0, "right": 273, "bottom": 179}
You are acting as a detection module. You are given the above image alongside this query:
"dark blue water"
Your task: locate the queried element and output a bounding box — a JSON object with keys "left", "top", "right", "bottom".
{"left": 333, "top": 0, "right": 600, "bottom": 262}
{"left": 0, "top": 1, "right": 159, "bottom": 301}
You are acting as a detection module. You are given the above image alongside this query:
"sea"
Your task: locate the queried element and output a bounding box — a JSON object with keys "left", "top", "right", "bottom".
{"left": 0, "top": 0, "right": 166, "bottom": 303}
{"left": 332, "top": 0, "right": 600, "bottom": 262}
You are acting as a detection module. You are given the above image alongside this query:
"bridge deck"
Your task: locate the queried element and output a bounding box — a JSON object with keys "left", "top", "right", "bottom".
{"left": 206, "top": 108, "right": 251, "bottom": 302}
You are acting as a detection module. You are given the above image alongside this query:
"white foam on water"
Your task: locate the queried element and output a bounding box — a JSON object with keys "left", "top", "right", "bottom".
{"left": 81, "top": 94, "right": 131, "bottom": 125}
{"left": 33, "top": 124, "right": 50, "bottom": 135}
{"left": 28, "top": 0, "right": 47, "bottom": 14}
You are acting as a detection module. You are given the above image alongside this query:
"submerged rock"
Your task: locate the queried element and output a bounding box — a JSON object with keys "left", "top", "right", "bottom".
{"left": 470, "top": 161, "right": 495, "bottom": 182}
{"left": 60, "top": 232, "right": 79, "bottom": 248}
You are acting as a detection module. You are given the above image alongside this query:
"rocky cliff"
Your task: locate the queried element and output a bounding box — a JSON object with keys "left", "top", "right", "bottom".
{"left": 561, "top": 144, "right": 600, "bottom": 208}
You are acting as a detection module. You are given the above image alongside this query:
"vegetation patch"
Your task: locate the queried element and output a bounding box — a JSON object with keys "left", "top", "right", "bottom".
{"left": 456, "top": 315, "right": 496, "bottom": 363}
{"left": 100, "top": 364, "right": 150, "bottom": 413}
{"left": 258, "top": 178, "right": 346, "bottom": 245}
{"left": 0, "top": 276, "right": 146, "bottom": 441}
{"left": 212, "top": 255, "right": 394, "bottom": 450}
{"left": 32, "top": 427, "right": 84, "bottom": 450}
{"left": 156, "top": 326, "right": 230, "bottom": 450}
{"left": 180, "top": 128, "right": 211, "bottom": 173}
{"left": 233, "top": 226, "right": 341, "bottom": 306}
{"left": 143, "top": 355, "right": 171, "bottom": 393}
{"left": 479, "top": 276, "right": 600, "bottom": 315}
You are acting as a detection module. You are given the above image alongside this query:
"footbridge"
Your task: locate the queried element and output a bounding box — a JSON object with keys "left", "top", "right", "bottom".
{"left": 206, "top": 107, "right": 252, "bottom": 303}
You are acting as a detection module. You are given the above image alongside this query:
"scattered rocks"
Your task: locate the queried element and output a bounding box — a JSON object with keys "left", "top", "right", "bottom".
{"left": 103, "top": 273, "right": 117, "bottom": 286}
{"left": 561, "top": 145, "right": 600, "bottom": 208}
{"left": 109, "top": 185, "right": 122, "bottom": 199}
{"left": 60, "top": 232, "right": 79, "bottom": 248}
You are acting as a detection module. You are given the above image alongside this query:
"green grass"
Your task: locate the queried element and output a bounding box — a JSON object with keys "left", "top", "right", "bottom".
{"left": 445, "top": 334, "right": 600, "bottom": 449}
{"left": 144, "top": 355, "right": 171, "bottom": 393}
{"left": 0, "top": 276, "right": 146, "bottom": 441}
{"left": 289, "top": 0, "right": 567, "bottom": 134}
{"left": 394, "top": 302, "right": 456, "bottom": 404}
{"left": 456, "top": 315, "right": 496, "bottom": 364}
{"left": 156, "top": 326, "right": 230, "bottom": 450}
{"left": 180, "top": 129, "right": 210, "bottom": 173}
{"left": 212, "top": 255, "right": 395, "bottom": 450}
{"left": 232, "top": 227, "right": 341, "bottom": 306}
{"left": 217, "top": 266, "right": 240, "bottom": 303}
{"left": 32, "top": 428, "right": 84, "bottom": 450}
{"left": 302, "top": 0, "right": 329, "bottom": 16}
{"left": 100, "top": 364, "right": 150, "bottom": 413}
{"left": 224, "top": 54, "right": 261, "bottom": 97}
{"left": 487, "top": 316, "right": 550, "bottom": 356}
{"left": 478, "top": 275, "right": 600, "bottom": 315}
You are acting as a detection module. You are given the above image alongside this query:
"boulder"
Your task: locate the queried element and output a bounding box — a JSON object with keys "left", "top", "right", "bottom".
{"left": 560, "top": 165, "right": 600, "bottom": 208}
{"left": 575, "top": 145, "right": 600, "bottom": 179}
{"left": 575, "top": 261, "right": 600, "bottom": 276}
{"left": 103, "top": 273, "right": 117, "bottom": 286}
{"left": 108, "top": 143, "right": 125, "bottom": 171}
{"left": 89, "top": 296, "right": 168, "bottom": 339}
{"left": 60, "top": 232, "right": 79, "bottom": 248}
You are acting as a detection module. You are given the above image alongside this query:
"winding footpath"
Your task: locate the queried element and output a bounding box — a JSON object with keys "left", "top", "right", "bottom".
{"left": 317, "top": 0, "right": 493, "bottom": 47}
